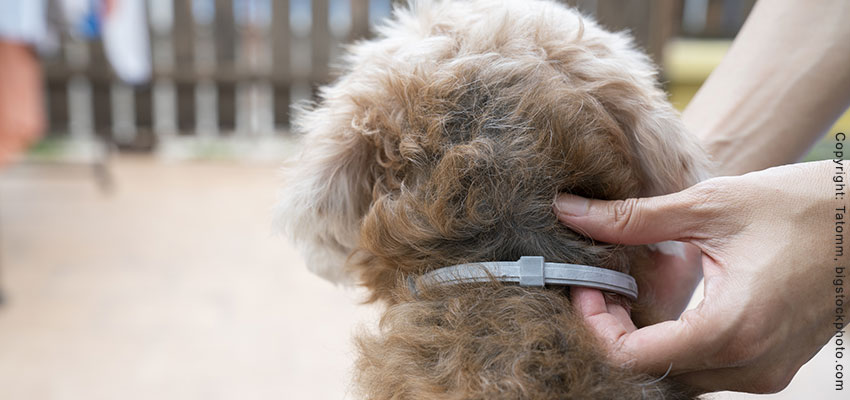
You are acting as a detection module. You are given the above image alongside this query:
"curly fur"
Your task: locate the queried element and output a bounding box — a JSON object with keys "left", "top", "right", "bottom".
{"left": 276, "top": 0, "right": 712, "bottom": 398}
{"left": 356, "top": 282, "right": 699, "bottom": 399}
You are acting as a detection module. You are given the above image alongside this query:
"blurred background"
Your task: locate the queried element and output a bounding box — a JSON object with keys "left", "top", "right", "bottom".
{"left": 0, "top": 0, "right": 846, "bottom": 399}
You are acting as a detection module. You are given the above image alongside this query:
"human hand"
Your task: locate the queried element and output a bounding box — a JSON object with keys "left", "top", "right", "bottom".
{"left": 555, "top": 160, "right": 842, "bottom": 393}
{"left": 631, "top": 239, "right": 703, "bottom": 327}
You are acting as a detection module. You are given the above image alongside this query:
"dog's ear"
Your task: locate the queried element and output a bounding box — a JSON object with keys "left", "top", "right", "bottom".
{"left": 587, "top": 30, "right": 713, "bottom": 195}
{"left": 275, "top": 103, "right": 374, "bottom": 284}
{"left": 622, "top": 104, "right": 713, "bottom": 196}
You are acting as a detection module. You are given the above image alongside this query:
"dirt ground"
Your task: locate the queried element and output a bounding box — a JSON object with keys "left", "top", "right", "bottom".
{"left": 0, "top": 156, "right": 842, "bottom": 399}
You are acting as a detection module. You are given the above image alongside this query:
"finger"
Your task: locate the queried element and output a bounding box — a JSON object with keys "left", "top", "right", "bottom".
{"left": 571, "top": 287, "right": 635, "bottom": 346}
{"left": 554, "top": 190, "right": 709, "bottom": 245}
{"left": 632, "top": 243, "right": 704, "bottom": 326}
{"left": 572, "top": 288, "right": 717, "bottom": 376}
{"left": 571, "top": 286, "right": 607, "bottom": 315}
{"left": 607, "top": 301, "right": 636, "bottom": 334}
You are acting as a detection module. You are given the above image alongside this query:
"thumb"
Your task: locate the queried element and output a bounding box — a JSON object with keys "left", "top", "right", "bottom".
{"left": 554, "top": 189, "right": 711, "bottom": 245}
{"left": 572, "top": 286, "right": 719, "bottom": 375}
{"left": 610, "top": 310, "right": 714, "bottom": 375}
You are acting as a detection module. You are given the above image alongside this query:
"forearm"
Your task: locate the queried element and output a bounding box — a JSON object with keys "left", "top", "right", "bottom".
{"left": 682, "top": 0, "right": 850, "bottom": 176}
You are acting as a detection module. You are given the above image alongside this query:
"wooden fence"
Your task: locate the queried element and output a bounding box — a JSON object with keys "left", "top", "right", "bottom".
{"left": 39, "top": 0, "right": 755, "bottom": 152}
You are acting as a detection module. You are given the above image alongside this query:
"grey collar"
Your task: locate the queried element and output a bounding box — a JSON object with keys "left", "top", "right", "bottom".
{"left": 409, "top": 256, "right": 638, "bottom": 300}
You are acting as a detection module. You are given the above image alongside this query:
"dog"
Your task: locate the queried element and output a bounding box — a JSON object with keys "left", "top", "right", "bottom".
{"left": 276, "top": 1, "right": 712, "bottom": 398}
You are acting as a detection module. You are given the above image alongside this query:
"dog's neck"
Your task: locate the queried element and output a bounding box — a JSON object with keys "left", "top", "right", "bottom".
{"left": 410, "top": 256, "right": 638, "bottom": 300}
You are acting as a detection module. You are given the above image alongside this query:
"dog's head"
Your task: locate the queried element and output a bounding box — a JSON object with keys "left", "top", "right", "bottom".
{"left": 276, "top": 0, "right": 710, "bottom": 300}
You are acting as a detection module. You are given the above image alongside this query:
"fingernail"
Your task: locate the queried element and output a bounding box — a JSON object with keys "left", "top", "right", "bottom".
{"left": 555, "top": 194, "right": 590, "bottom": 216}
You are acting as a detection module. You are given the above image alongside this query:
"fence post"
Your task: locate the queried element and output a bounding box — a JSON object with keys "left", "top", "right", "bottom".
{"left": 350, "top": 0, "right": 370, "bottom": 42}
{"left": 312, "top": 0, "right": 330, "bottom": 85}
{"left": 272, "top": 0, "right": 291, "bottom": 131}
{"left": 594, "top": 0, "right": 673, "bottom": 66}
{"left": 88, "top": 40, "right": 113, "bottom": 139}
{"left": 173, "top": 0, "right": 195, "bottom": 134}
{"left": 216, "top": 0, "right": 237, "bottom": 133}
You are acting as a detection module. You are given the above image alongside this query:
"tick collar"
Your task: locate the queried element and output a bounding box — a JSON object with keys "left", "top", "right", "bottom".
{"left": 409, "top": 256, "right": 638, "bottom": 300}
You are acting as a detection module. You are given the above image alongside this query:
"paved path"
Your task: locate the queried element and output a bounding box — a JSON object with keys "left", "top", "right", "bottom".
{"left": 0, "top": 156, "right": 841, "bottom": 399}
{"left": 0, "top": 157, "right": 377, "bottom": 400}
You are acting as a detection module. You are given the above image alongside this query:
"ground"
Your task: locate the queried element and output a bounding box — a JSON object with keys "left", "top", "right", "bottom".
{"left": 0, "top": 156, "right": 841, "bottom": 399}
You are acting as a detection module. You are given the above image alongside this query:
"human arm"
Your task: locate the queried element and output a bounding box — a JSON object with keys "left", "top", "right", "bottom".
{"left": 628, "top": 0, "right": 850, "bottom": 327}
{"left": 682, "top": 0, "right": 850, "bottom": 176}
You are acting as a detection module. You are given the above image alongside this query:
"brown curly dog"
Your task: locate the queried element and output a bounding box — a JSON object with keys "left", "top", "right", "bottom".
{"left": 277, "top": 0, "right": 712, "bottom": 398}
